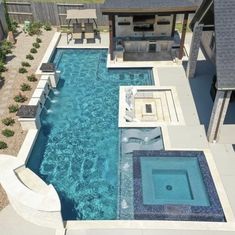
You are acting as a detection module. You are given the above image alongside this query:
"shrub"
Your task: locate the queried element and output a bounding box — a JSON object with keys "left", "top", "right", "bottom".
{"left": 27, "top": 74, "right": 37, "bottom": 82}
{"left": 28, "top": 22, "right": 42, "bottom": 36}
{"left": 0, "top": 40, "right": 13, "bottom": 62}
{"left": 36, "top": 37, "right": 42, "bottom": 43}
{"left": 0, "top": 40, "right": 13, "bottom": 54}
{"left": 32, "top": 42, "right": 40, "bottom": 49}
{"left": 2, "top": 129, "right": 14, "bottom": 137}
{"left": 26, "top": 54, "right": 34, "bottom": 60}
{"left": 21, "top": 61, "right": 31, "bottom": 67}
{"left": 0, "top": 141, "right": 7, "bottom": 149}
{"left": 8, "top": 104, "right": 19, "bottom": 113}
{"left": 18, "top": 67, "right": 27, "bottom": 74}
{"left": 14, "top": 93, "right": 27, "bottom": 103}
{"left": 11, "top": 21, "right": 18, "bottom": 33}
{"left": 2, "top": 117, "right": 15, "bottom": 126}
{"left": 0, "top": 61, "right": 7, "bottom": 73}
{"left": 30, "top": 48, "right": 37, "bottom": 54}
{"left": 20, "top": 83, "right": 31, "bottom": 91}
{"left": 44, "top": 22, "right": 52, "bottom": 31}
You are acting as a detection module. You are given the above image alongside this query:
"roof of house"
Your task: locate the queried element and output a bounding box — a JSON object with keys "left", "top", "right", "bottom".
{"left": 190, "top": 0, "right": 235, "bottom": 90}
{"left": 101, "top": 0, "right": 199, "bottom": 14}
{"left": 214, "top": 0, "right": 235, "bottom": 90}
{"left": 189, "top": 0, "right": 213, "bottom": 29}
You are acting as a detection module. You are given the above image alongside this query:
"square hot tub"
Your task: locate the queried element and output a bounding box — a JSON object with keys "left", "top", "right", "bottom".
{"left": 133, "top": 150, "right": 225, "bottom": 222}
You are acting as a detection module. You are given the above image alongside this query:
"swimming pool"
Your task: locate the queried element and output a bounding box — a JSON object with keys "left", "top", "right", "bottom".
{"left": 27, "top": 49, "right": 153, "bottom": 220}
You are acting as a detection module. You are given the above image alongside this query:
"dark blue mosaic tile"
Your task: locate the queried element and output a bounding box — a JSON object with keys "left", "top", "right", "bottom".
{"left": 133, "top": 150, "right": 225, "bottom": 222}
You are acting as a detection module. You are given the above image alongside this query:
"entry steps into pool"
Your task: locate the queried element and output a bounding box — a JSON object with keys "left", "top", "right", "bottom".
{"left": 118, "top": 128, "right": 163, "bottom": 219}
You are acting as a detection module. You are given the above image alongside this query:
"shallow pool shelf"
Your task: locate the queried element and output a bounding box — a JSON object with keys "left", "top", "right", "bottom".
{"left": 133, "top": 150, "right": 225, "bottom": 222}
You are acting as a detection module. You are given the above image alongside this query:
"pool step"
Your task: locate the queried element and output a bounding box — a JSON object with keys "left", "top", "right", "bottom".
{"left": 16, "top": 167, "right": 49, "bottom": 194}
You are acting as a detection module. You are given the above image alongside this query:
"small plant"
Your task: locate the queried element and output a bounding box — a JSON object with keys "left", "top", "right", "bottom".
{"left": 2, "top": 129, "right": 14, "bottom": 137}
{"left": 27, "top": 74, "right": 37, "bottom": 82}
{"left": 21, "top": 61, "right": 31, "bottom": 67}
{"left": 0, "top": 61, "right": 7, "bottom": 72}
{"left": 28, "top": 22, "right": 42, "bottom": 36}
{"left": 8, "top": 104, "right": 19, "bottom": 113}
{"left": 20, "top": 83, "right": 31, "bottom": 91}
{"left": 18, "top": 67, "right": 27, "bottom": 74}
{"left": 36, "top": 37, "right": 42, "bottom": 43}
{"left": 44, "top": 22, "right": 52, "bottom": 31}
{"left": 0, "top": 141, "right": 7, "bottom": 149}
{"left": 2, "top": 117, "right": 15, "bottom": 126}
{"left": 14, "top": 93, "right": 27, "bottom": 103}
{"left": 32, "top": 42, "right": 40, "bottom": 49}
{"left": 0, "top": 40, "right": 13, "bottom": 58}
{"left": 30, "top": 48, "right": 37, "bottom": 54}
{"left": 26, "top": 54, "right": 34, "bottom": 60}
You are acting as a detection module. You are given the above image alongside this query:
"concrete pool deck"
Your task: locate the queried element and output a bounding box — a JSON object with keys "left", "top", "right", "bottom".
{"left": 0, "top": 32, "right": 235, "bottom": 235}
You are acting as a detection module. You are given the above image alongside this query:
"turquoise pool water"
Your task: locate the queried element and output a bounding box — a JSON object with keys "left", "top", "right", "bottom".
{"left": 141, "top": 157, "right": 210, "bottom": 206}
{"left": 27, "top": 49, "right": 153, "bottom": 220}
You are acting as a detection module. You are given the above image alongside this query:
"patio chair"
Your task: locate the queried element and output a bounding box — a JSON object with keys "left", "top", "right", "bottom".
{"left": 84, "top": 23, "right": 95, "bottom": 43}
{"left": 72, "top": 23, "right": 83, "bottom": 42}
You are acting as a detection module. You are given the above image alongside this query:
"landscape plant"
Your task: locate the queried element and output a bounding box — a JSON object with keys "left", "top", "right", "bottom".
{"left": 0, "top": 141, "right": 7, "bottom": 149}
{"left": 20, "top": 83, "right": 31, "bottom": 91}
{"left": 2, "top": 117, "right": 15, "bottom": 126}
{"left": 36, "top": 38, "right": 42, "bottom": 43}
{"left": 27, "top": 74, "right": 37, "bottom": 82}
{"left": 32, "top": 42, "right": 40, "bottom": 49}
{"left": 0, "top": 61, "right": 7, "bottom": 73}
{"left": 2, "top": 129, "right": 14, "bottom": 137}
{"left": 30, "top": 48, "right": 37, "bottom": 54}
{"left": 21, "top": 61, "right": 31, "bottom": 67}
{"left": 28, "top": 22, "right": 42, "bottom": 36}
{"left": 18, "top": 67, "right": 28, "bottom": 74}
{"left": 44, "top": 22, "right": 52, "bottom": 31}
{"left": 8, "top": 104, "right": 19, "bottom": 113}
{"left": 26, "top": 54, "right": 34, "bottom": 60}
{"left": 14, "top": 93, "right": 27, "bottom": 103}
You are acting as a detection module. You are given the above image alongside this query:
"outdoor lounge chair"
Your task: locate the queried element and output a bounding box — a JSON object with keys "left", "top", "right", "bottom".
{"left": 72, "top": 23, "right": 83, "bottom": 41}
{"left": 122, "top": 128, "right": 162, "bottom": 143}
{"left": 84, "top": 23, "right": 95, "bottom": 42}
{"left": 122, "top": 141, "right": 163, "bottom": 154}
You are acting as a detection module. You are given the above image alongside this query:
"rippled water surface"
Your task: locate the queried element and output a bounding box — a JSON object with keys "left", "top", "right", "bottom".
{"left": 27, "top": 49, "right": 152, "bottom": 220}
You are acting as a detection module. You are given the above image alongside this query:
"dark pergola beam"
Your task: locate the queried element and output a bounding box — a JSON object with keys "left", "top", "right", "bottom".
{"left": 179, "top": 13, "right": 189, "bottom": 59}
{"left": 171, "top": 14, "right": 176, "bottom": 37}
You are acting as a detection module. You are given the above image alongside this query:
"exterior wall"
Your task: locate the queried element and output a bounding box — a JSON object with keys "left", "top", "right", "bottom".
{"left": 0, "top": 2, "right": 8, "bottom": 40}
{"left": 201, "top": 30, "right": 216, "bottom": 64}
{"left": 115, "top": 15, "right": 173, "bottom": 38}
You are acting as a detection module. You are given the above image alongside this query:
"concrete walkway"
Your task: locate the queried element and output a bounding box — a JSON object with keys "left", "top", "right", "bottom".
{"left": 0, "top": 206, "right": 55, "bottom": 235}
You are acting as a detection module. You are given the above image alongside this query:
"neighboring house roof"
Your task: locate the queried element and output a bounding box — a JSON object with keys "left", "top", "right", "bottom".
{"left": 101, "top": 0, "right": 199, "bottom": 14}
{"left": 214, "top": 0, "right": 235, "bottom": 90}
{"left": 190, "top": 0, "right": 235, "bottom": 90}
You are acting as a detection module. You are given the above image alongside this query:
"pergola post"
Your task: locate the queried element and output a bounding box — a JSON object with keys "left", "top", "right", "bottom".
{"left": 207, "top": 90, "right": 232, "bottom": 142}
{"left": 179, "top": 13, "right": 189, "bottom": 59}
{"left": 109, "top": 15, "right": 115, "bottom": 61}
{"left": 186, "top": 22, "right": 203, "bottom": 79}
{"left": 171, "top": 14, "right": 177, "bottom": 37}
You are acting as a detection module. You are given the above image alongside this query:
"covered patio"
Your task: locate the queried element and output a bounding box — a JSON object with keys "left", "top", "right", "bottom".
{"left": 101, "top": 0, "right": 198, "bottom": 62}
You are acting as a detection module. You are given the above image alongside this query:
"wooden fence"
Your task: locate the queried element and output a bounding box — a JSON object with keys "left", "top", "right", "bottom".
{"left": 6, "top": 1, "right": 108, "bottom": 26}
{"left": 6, "top": 1, "right": 194, "bottom": 27}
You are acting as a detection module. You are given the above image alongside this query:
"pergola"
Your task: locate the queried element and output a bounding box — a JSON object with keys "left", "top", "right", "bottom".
{"left": 101, "top": 0, "right": 198, "bottom": 60}
{"left": 66, "top": 9, "right": 98, "bottom": 28}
